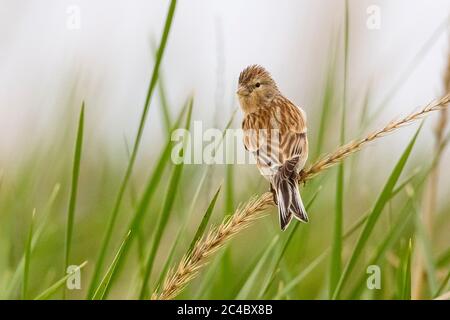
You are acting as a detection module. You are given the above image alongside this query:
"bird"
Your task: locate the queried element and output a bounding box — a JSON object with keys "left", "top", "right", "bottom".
{"left": 237, "top": 65, "right": 309, "bottom": 231}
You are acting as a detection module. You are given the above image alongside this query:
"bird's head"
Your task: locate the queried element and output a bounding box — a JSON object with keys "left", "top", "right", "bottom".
{"left": 237, "top": 65, "right": 279, "bottom": 113}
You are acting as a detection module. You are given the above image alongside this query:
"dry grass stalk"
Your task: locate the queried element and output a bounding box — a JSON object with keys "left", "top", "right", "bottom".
{"left": 153, "top": 94, "right": 450, "bottom": 300}
{"left": 301, "top": 94, "right": 450, "bottom": 183}
{"left": 413, "top": 53, "right": 450, "bottom": 300}
{"left": 152, "top": 193, "right": 274, "bottom": 300}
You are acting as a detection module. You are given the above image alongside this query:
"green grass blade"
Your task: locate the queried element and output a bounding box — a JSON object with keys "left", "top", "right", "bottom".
{"left": 359, "top": 83, "right": 372, "bottom": 128}
{"left": 225, "top": 165, "right": 234, "bottom": 214}
{"left": 138, "top": 160, "right": 185, "bottom": 299}
{"left": 150, "top": 40, "right": 172, "bottom": 134}
{"left": 348, "top": 151, "right": 447, "bottom": 299}
{"left": 332, "top": 126, "right": 421, "bottom": 299}
{"left": 349, "top": 198, "right": 415, "bottom": 299}
{"left": 34, "top": 261, "right": 87, "bottom": 300}
{"left": 153, "top": 228, "right": 184, "bottom": 292}
{"left": 258, "top": 188, "right": 322, "bottom": 298}
{"left": 187, "top": 185, "right": 222, "bottom": 255}
{"left": 96, "top": 101, "right": 190, "bottom": 299}
{"left": 158, "top": 73, "right": 172, "bottom": 134}
{"left": 87, "top": 0, "right": 178, "bottom": 297}
{"left": 92, "top": 231, "right": 131, "bottom": 300}
{"left": 86, "top": 100, "right": 187, "bottom": 300}
{"left": 235, "top": 235, "right": 279, "bottom": 300}
{"left": 158, "top": 110, "right": 236, "bottom": 299}
{"left": 154, "top": 171, "right": 210, "bottom": 290}
{"left": 400, "top": 239, "right": 413, "bottom": 300}
{"left": 194, "top": 247, "right": 230, "bottom": 299}
{"left": 22, "top": 209, "right": 36, "bottom": 300}
{"left": 138, "top": 97, "right": 193, "bottom": 299}
{"left": 391, "top": 167, "right": 422, "bottom": 198}
{"left": 314, "top": 30, "right": 339, "bottom": 159}
{"left": 274, "top": 251, "right": 328, "bottom": 299}
{"left": 4, "top": 184, "right": 60, "bottom": 299}
{"left": 272, "top": 197, "right": 373, "bottom": 300}
{"left": 126, "top": 100, "right": 188, "bottom": 233}
{"left": 437, "top": 248, "right": 450, "bottom": 268}
{"left": 331, "top": 3, "right": 349, "bottom": 295}
{"left": 331, "top": 162, "right": 344, "bottom": 297}
{"left": 64, "top": 102, "right": 85, "bottom": 297}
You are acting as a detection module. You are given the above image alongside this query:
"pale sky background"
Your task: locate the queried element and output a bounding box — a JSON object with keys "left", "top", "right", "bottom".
{"left": 0, "top": 0, "right": 449, "bottom": 164}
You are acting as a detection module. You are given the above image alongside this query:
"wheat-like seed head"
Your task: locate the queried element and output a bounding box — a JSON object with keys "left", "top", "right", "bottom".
{"left": 301, "top": 94, "right": 450, "bottom": 182}
{"left": 153, "top": 193, "right": 274, "bottom": 300}
{"left": 153, "top": 94, "right": 450, "bottom": 300}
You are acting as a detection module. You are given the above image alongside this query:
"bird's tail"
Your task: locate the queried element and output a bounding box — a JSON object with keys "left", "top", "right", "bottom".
{"left": 273, "top": 158, "right": 308, "bottom": 231}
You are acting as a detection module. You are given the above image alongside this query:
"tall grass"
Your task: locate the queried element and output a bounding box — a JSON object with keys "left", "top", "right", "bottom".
{"left": 330, "top": 0, "right": 349, "bottom": 297}
{"left": 1, "top": 1, "right": 449, "bottom": 301}
{"left": 86, "top": 0, "right": 178, "bottom": 297}
{"left": 63, "top": 103, "right": 85, "bottom": 298}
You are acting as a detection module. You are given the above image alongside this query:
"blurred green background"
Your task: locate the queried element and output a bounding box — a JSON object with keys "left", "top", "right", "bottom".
{"left": 0, "top": 0, "right": 449, "bottom": 300}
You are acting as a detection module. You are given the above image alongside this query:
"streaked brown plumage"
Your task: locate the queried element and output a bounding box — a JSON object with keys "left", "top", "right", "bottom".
{"left": 237, "top": 65, "right": 308, "bottom": 230}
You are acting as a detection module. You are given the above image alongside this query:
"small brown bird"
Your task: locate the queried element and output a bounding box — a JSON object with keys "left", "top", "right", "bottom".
{"left": 237, "top": 65, "right": 309, "bottom": 230}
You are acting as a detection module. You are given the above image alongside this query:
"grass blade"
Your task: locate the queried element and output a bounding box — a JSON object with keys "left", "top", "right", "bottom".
{"left": 272, "top": 197, "right": 374, "bottom": 300}
{"left": 225, "top": 165, "right": 234, "bottom": 214}
{"left": 4, "top": 184, "right": 60, "bottom": 299}
{"left": 97, "top": 101, "right": 190, "bottom": 299}
{"left": 87, "top": 0, "right": 178, "bottom": 297}
{"left": 348, "top": 148, "right": 448, "bottom": 298}
{"left": 193, "top": 247, "right": 229, "bottom": 299}
{"left": 332, "top": 125, "right": 421, "bottom": 299}
{"left": 437, "top": 248, "right": 450, "bottom": 268}
{"left": 399, "top": 239, "right": 413, "bottom": 300}
{"left": 331, "top": 3, "right": 349, "bottom": 295}
{"left": 150, "top": 40, "right": 172, "bottom": 134}
{"left": 138, "top": 97, "right": 193, "bottom": 299}
{"left": 331, "top": 162, "right": 344, "bottom": 297}
{"left": 274, "top": 251, "right": 328, "bottom": 299}
{"left": 34, "top": 261, "right": 87, "bottom": 300}
{"left": 158, "top": 73, "right": 172, "bottom": 134}
{"left": 349, "top": 197, "right": 415, "bottom": 299}
{"left": 187, "top": 185, "right": 222, "bottom": 255}
{"left": 314, "top": 33, "right": 338, "bottom": 159}
{"left": 235, "top": 235, "right": 279, "bottom": 299}
{"left": 154, "top": 172, "right": 210, "bottom": 290}
{"left": 64, "top": 102, "right": 85, "bottom": 297}
{"left": 160, "top": 110, "right": 236, "bottom": 298}
{"left": 258, "top": 188, "right": 322, "bottom": 298}
{"left": 22, "top": 209, "right": 36, "bottom": 300}
{"left": 92, "top": 231, "right": 131, "bottom": 300}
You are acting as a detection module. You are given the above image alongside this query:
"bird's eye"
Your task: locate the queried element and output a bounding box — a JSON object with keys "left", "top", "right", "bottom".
{"left": 255, "top": 82, "right": 261, "bottom": 88}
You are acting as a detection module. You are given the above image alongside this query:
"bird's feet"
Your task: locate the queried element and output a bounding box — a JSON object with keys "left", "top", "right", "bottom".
{"left": 298, "top": 169, "right": 307, "bottom": 187}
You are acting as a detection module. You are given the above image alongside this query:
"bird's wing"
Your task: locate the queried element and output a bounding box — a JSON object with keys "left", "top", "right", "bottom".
{"left": 242, "top": 98, "right": 308, "bottom": 176}
{"left": 271, "top": 97, "right": 308, "bottom": 168}
{"left": 242, "top": 109, "right": 281, "bottom": 177}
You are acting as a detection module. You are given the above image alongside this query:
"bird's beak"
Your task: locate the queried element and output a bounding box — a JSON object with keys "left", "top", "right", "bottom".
{"left": 236, "top": 86, "right": 249, "bottom": 97}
